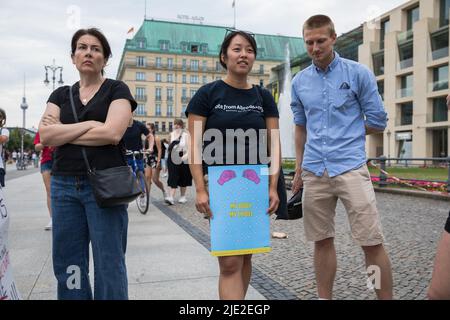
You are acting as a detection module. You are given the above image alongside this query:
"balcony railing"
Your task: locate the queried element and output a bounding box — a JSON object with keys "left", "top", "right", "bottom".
{"left": 181, "top": 97, "right": 190, "bottom": 103}
{"left": 397, "top": 58, "right": 413, "bottom": 70}
{"left": 155, "top": 96, "right": 162, "bottom": 101}
{"left": 397, "top": 30, "right": 414, "bottom": 44}
{"left": 396, "top": 87, "right": 413, "bottom": 99}
{"left": 430, "top": 47, "right": 449, "bottom": 61}
{"left": 135, "top": 95, "right": 147, "bottom": 102}
{"left": 395, "top": 116, "right": 413, "bottom": 126}
{"left": 429, "top": 80, "right": 449, "bottom": 92}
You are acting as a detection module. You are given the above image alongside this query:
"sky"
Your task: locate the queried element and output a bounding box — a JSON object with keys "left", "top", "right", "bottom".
{"left": 0, "top": 0, "right": 407, "bottom": 128}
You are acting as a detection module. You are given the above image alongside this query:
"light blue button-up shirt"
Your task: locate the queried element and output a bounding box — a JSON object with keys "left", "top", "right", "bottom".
{"left": 290, "top": 52, "right": 387, "bottom": 177}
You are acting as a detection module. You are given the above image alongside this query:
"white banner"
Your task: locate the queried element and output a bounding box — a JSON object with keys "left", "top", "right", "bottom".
{"left": 0, "top": 188, "right": 21, "bottom": 300}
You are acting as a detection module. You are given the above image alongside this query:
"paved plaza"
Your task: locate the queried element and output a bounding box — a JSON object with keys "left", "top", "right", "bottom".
{"left": 4, "top": 166, "right": 449, "bottom": 300}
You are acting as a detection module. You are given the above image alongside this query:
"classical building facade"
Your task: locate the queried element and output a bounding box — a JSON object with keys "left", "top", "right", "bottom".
{"left": 116, "top": 19, "right": 304, "bottom": 138}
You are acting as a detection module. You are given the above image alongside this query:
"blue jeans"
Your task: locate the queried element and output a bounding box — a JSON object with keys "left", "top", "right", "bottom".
{"left": 51, "top": 175, "right": 129, "bottom": 300}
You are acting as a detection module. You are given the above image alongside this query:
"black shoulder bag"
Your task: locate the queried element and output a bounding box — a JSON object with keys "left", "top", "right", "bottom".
{"left": 69, "top": 86, "right": 141, "bottom": 208}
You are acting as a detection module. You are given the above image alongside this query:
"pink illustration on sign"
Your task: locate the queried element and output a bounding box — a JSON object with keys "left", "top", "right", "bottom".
{"left": 217, "top": 170, "right": 237, "bottom": 185}
{"left": 243, "top": 169, "right": 260, "bottom": 184}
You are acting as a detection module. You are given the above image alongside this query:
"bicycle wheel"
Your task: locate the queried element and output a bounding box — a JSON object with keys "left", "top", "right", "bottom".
{"left": 135, "top": 171, "right": 150, "bottom": 214}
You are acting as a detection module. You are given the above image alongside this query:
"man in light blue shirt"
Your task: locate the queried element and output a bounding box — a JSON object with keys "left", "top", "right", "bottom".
{"left": 290, "top": 15, "right": 393, "bottom": 300}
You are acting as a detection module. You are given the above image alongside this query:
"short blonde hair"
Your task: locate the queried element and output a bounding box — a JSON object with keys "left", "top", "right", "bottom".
{"left": 303, "top": 15, "right": 336, "bottom": 36}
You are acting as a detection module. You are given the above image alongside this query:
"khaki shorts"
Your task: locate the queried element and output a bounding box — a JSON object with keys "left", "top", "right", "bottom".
{"left": 302, "top": 164, "right": 384, "bottom": 246}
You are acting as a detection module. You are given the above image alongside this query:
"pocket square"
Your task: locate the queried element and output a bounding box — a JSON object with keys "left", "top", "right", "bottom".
{"left": 339, "top": 82, "right": 350, "bottom": 89}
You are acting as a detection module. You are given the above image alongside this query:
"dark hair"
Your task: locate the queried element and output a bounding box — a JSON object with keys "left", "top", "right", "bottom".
{"left": 303, "top": 15, "right": 336, "bottom": 36}
{"left": 71, "top": 28, "right": 112, "bottom": 75}
{"left": 147, "top": 122, "right": 155, "bottom": 134}
{"left": 219, "top": 30, "right": 257, "bottom": 70}
{"left": 174, "top": 119, "right": 184, "bottom": 128}
{"left": 0, "top": 108, "right": 5, "bottom": 127}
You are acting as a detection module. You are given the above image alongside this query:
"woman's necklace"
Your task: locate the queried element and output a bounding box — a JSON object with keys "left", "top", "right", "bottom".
{"left": 80, "top": 81, "right": 102, "bottom": 105}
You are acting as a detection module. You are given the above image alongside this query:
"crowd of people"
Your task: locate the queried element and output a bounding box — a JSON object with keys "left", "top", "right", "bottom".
{"left": 0, "top": 14, "right": 449, "bottom": 301}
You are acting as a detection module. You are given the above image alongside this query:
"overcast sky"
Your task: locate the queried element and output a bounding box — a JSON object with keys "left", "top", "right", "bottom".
{"left": 0, "top": 0, "right": 407, "bottom": 128}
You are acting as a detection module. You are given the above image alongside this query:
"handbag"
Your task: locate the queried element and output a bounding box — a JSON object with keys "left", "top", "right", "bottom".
{"left": 287, "top": 188, "right": 303, "bottom": 220}
{"left": 69, "top": 86, "right": 141, "bottom": 208}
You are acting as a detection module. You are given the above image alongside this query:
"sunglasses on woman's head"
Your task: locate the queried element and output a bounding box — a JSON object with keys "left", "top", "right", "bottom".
{"left": 224, "top": 28, "right": 255, "bottom": 39}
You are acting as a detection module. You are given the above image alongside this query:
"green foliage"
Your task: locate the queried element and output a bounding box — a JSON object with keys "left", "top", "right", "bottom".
{"left": 5, "top": 127, "right": 35, "bottom": 152}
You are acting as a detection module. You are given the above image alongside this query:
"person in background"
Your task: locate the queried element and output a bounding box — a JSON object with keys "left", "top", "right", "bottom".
{"left": 34, "top": 131, "right": 55, "bottom": 230}
{"left": 0, "top": 108, "right": 9, "bottom": 188}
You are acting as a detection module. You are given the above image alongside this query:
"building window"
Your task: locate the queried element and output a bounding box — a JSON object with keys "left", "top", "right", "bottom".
{"left": 191, "top": 44, "right": 199, "bottom": 53}
{"left": 215, "top": 76, "right": 221, "bottom": 81}
{"left": 136, "top": 56, "right": 146, "bottom": 67}
{"left": 406, "top": 5, "right": 420, "bottom": 31}
{"left": 182, "top": 74, "right": 187, "bottom": 83}
{"left": 259, "top": 64, "right": 264, "bottom": 74}
{"left": 398, "top": 74, "right": 413, "bottom": 98}
{"left": 167, "top": 104, "right": 173, "bottom": 117}
{"left": 167, "top": 88, "right": 173, "bottom": 101}
{"left": 201, "top": 44, "right": 208, "bottom": 54}
{"left": 155, "top": 122, "right": 159, "bottom": 132}
{"left": 216, "top": 61, "right": 221, "bottom": 71}
{"left": 377, "top": 80, "right": 384, "bottom": 100}
{"left": 431, "top": 29, "right": 449, "bottom": 60}
{"left": 181, "top": 43, "right": 188, "bottom": 52}
{"left": 155, "top": 57, "right": 162, "bottom": 68}
{"left": 135, "top": 104, "right": 146, "bottom": 116}
{"left": 160, "top": 41, "right": 169, "bottom": 51}
{"left": 136, "top": 72, "right": 145, "bottom": 81}
{"left": 398, "top": 43, "right": 413, "bottom": 69}
{"left": 167, "top": 58, "right": 174, "bottom": 69}
{"left": 167, "top": 74, "right": 174, "bottom": 83}
{"left": 138, "top": 39, "right": 146, "bottom": 49}
{"left": 162, "top": 122, "right": 166, "bottom": 132}
{"left": 259, "top": 80, "right": 264, "bottom": 87}
{"left": 202, "top": 60, "right": 208, "bottom": 71}
{"left": 136, "top": 87, "right": 146, "bottom": 101}
{"left": 440, "top": 0, "right": 450, "bottom": 27}
{"left": 398, "top": 102, "right": 413, "bottom": 126}
{"left": 372, "top": 52, "right": 384, "bottom": 76}
{"left": 169, "top": 122, "right": 173, "bottom": 132}
{"left": 155, "top": 88, "right": 162, "bottom": 101}
{"left": 182, "top": 59, "right": 187, "bottom": 70}
{"left": 190, "top": 60, "right": 199, "bottom": 71}
{"left": 182, "top": 88, "right": 187, "bottom": 98}
{"left": 380, "top": 19, "right": 390, "bottom": 50}
{"left": 202, "top": 75, "right": 207, "bottom": 84}
{"left": 432, "top": 65, "right": 449, "bottom": 91}
{"left": 190, "top": 75, "right": 199, "bottom": 84}
{"left": 155, "top": 73, "right": 162, "bottom": 82}
{"left": 433, "top": 97, "right": 448, "bottom": 122}
{"left": 190, "top": 89, "right": 197, "bottom": 98}
{"left": 155, "top": 103, "right": 161, "bottom": 116}
{"left": 396, "top": 131, "right": 413, "bottom": 158}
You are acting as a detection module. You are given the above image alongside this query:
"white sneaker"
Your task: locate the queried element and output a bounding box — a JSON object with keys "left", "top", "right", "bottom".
{"left": 178, "top": 196, "right": 187, "bottom": 204}
{"left": 165, "top": 196, "right": 174, "bottom": 205}
{"left": 44, "top": 220, "right": 52, "bottom": 231}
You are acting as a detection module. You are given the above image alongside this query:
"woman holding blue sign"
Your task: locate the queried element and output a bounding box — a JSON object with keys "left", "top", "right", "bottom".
{"left": 186, "top": 30, "right": 280, "bottom": 300}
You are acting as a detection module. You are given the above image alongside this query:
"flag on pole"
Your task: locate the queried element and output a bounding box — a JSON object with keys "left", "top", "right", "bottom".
{"left": 232, "top": 0, "right": 235, "bottom": 8}
{"left": 127, "top": 27, "right": 134, "bottom": 34}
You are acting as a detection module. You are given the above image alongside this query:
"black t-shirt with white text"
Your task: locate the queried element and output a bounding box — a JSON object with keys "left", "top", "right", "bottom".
{"left": 123, "top": 120, "right": 149, "bottom": 152}
{"left": 47, "top": 79, "right": 137, "bottom": 175}
{"left": 185, "top": 80, "right": 279, "bottom": 169}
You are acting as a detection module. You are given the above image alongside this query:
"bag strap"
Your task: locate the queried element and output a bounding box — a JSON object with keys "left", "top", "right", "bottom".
{"left": 69, "top": 86, "right": 93, "bottom": 173}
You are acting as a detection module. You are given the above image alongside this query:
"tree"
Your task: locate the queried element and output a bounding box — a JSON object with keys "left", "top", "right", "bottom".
{"left": 5, "top": 127, "right": 34, "bottom": 152}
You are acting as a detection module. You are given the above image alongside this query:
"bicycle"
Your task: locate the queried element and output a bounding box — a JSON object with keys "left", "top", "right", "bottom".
{"left": 125, "top": 150, "right": 150, "bottom": 214}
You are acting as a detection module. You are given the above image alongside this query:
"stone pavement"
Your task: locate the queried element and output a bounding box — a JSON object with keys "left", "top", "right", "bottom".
{"left": 4, "top": 171, "right": 265, "bottom": 300}
{"left": 159, "top": 185, "right": 449, "bottom": 300}
{"left": 4, "top": 168, "right": 450, "bottom": 300}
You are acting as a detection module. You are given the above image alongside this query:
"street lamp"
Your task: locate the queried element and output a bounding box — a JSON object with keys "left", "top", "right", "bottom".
{"left": 44, "top": 59, "right": 64, "bottom": 91}
{"left": 386, "top": 129, "right": 391, "bottom": 166}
